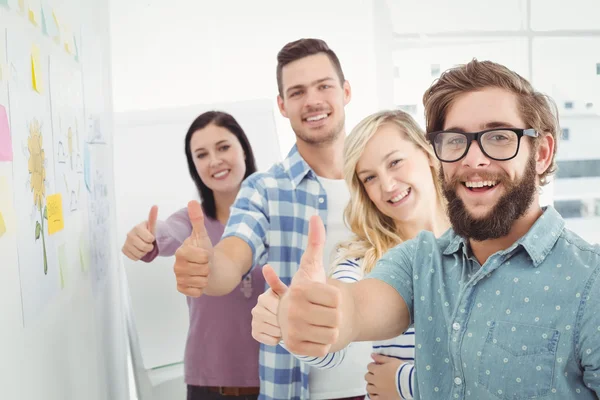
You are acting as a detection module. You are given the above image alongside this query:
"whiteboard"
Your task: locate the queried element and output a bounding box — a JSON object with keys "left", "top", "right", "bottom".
{"left": 113, "top": 99, "right": 281, "bottom": 370}
{"left": 0, "top": 0, "right": 129, "bottom": 399}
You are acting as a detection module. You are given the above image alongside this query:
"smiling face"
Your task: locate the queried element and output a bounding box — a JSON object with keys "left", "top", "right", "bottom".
{"left": 355, "top": 123, "right": 437, "bottom": 227}
{"left": 190, "top": 123, "right": 247, "bottom": 196}
{"left": 439, "top": 87, "right": 541, "bottom": 240}
{"left": 277, "top": 53, "right": 351, "bottom": 146}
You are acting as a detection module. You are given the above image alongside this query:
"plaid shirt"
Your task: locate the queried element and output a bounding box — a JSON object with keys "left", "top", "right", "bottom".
{"left": 222, "top": 145, "right": 329, "bottom": 400}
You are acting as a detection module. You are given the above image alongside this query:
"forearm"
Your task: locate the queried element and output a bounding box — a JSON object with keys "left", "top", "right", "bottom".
{"left": 203, "top": 248, "right": 245, "bottom": 296}
{"left": 203, "top": 237, "right": 253, "bottom": 296}
{"left": 328, "top": 278, "right": 410, "bottom": 352}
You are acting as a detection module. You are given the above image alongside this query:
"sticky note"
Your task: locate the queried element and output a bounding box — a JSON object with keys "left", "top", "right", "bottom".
{"left": 31, "top": 45, "right": 43, "bottom": 94}
{"left": 28, "top": 8, "right": 38, "bottom": 26}
{"left": 40, "top": 6, "right": 48, "bottom": 35}
{"left": 0, "top": 211, "right": 6, "bottom": 237}
{"left": 0, "top": 105, "right": 12, "bottom": 161}
{"left": 46, "top": 193, "right": 64, "bottom": 234}
{"left": 52, "top": 10, "right": 61, "bottom": 44}
{"left": 58, "top": 243, "right": 66, "bottom": 289}
{"left": 73, "top": 36, "right": 79, "bottom": 62}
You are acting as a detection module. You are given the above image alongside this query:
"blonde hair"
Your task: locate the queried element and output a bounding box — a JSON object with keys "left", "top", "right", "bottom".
{"left": 333, "top": 110, "right": 445, "bottom": 274}
{"left": 423, "top": 59, "right": 560, "bottom": 186}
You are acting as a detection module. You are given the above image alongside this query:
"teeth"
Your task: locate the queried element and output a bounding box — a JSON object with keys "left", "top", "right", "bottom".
{"left": 390, "top": 188, "right": 411, "bottom": 203}
{"left": 306, "top": 114, "right": 328, "bottom": 122}
{"left": 465, "top": 180, "right": 497, "bottom": 188}
{"left": 213, "top": 170, "right": 229, "bottom": 178}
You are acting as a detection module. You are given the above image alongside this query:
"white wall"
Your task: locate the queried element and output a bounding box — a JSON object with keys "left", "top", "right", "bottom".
{"left": 0, "top": 0, "right": 128, "bottom": 399}
{"left": 109, "top": 0, "right": 394, "bottom": 156}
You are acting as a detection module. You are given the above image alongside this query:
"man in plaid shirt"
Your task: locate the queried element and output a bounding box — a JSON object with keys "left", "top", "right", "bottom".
{"left": 173, "top": 38, "right": 370, "bottom": 399}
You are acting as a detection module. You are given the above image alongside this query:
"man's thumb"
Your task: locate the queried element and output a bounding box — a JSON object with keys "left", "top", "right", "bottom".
{"left": 147, "top": 205, "right": 158, "bottom": 234}
{"left": 262, "top": 264, "right": 287, "bottom": 296}
{"left": 299, "top": 215, "right": 326, "bottom": 280}
{"left": 187, "top": 200, "right": 208, "bottom": 246}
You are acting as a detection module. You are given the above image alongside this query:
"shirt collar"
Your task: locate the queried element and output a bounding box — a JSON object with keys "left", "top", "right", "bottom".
{"left": 282, "top": 144, "right": 316, "bottom": 189}
{"left": 442, "top": 206, "right": 565, "bottom": 267}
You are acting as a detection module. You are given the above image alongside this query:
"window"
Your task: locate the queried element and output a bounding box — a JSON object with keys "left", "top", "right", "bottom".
{"left": 556, "top": 159, "right": 600, "bottom": 179}
{"left": 561, "top": 128, "right": 570, "bottom": 140}
{"left": 586, "top": 102, "right": 594, "bottom": 109}
{"left": 555, "top": 200, "right": 585, "bottom": 219}
{"left": 564, "top": 101, "right": 574, "bottom": 109}
{"left": 431, "top": 64, "right": 440, "bottom": 77}
{"left": 532, "top": 0, "right": 600, "bottom": 30}
{"left": 596, "top": 62, "right": 600, "bottom": 75}
{"left": 397, "top": 104, "right": 418, "bottom": 115}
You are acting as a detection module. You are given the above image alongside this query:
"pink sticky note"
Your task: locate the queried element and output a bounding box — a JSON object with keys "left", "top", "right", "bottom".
{"left": 0, "top": 105, "right": 12, "bottom": 162}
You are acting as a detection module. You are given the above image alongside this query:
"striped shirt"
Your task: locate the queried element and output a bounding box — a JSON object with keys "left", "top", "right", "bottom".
{"left": 295, "top": 257, "right": 416, "bottom": 399}
{"left": 222, "top": 145, "right": 365, "bottom": 400}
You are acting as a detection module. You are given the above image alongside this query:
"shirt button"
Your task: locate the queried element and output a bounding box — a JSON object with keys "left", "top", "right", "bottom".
{"left": 452, "top": 322, "right": 461, "bottom": 331}
{"left": 318, "top": 197, "right": 324, "bottom": 204}
{"left": 454, "top": 377, "right": 462, "bottom": 385}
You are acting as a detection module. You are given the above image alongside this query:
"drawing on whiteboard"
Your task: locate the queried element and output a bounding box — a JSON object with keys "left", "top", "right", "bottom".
{"left": 56, "top": 140, "right": 67, "bottom": 163}
{"left": 63, "top": 172, "right": 79, "bottom": 212}
{"left": 27, "top": 118, "right": 49, "bottom": 274}
{"left": 89, "top": 168, "right": 110, "bottom": 287}
{"left": 87, "top": 116, "right": 107, "bottom": 144}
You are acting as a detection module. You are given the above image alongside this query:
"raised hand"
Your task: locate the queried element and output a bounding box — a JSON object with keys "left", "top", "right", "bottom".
{"left": 122, "top": 205, "right": 159, "bottom": 261}
{"left": 278, "top": 215, "right": 341, "bottom": 357}
{"left": 251, "top": 265, "right": 288, "bottom": 345}
{"left": 173, "top": 200, "right": 213, "bottom": 297}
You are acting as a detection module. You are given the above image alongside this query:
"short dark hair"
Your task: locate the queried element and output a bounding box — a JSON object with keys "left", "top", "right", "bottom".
{"left": 184, "top": 111, "right": 257, "bottom": 220}
{"left": 276, "top": 38, "right": 345, "bottom": 97}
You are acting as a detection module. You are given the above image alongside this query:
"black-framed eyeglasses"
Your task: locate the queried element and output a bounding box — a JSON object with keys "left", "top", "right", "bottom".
{"left": 426, "top": 128, "right": 538, "bottom": 163}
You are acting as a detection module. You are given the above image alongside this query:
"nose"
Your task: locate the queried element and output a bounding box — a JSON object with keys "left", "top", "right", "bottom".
{"left": 380, "top": 173, "right": 397, "bottom": 194}
{"left": 461, "top": 140, "right": 490, "bottom": 169}
{"left": 304, "top": 87, "right": 324, "bottom": 109}
{"left": 208, "top": 154, "right": 224, "bottom": 168}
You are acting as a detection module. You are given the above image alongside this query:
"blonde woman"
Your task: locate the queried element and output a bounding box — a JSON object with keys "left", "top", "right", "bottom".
{"left": 252, "top": 110, "right": 449, "bottom": 399}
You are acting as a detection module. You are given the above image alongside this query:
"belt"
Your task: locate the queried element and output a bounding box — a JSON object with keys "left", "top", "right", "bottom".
{"left": 206, "top": 386, "right": 260, "bottom": 396}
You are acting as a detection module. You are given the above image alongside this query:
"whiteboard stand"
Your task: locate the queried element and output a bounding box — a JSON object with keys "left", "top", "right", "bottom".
{"left": 120, "top": 260, "right": 186, "bottom": 400}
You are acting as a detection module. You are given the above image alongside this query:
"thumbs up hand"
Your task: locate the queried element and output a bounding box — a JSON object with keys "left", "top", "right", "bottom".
{"left": 278, "top": 215, "right": 341, "bottom": 357}
{"left": 173, "top": 201, "right": 213, "bottom": 297}
{"left": 122, "top": 205, "right": 159, "bottom": 261}
{"left": 251, "top": 265, "right": 288, "bottom": 346}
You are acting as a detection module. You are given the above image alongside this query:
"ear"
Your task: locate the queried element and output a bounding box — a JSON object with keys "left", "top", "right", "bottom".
{"left": 277, "top": 95, "right": 288, "bottom": 119}
{"left": 535, "top": 132, "right": 555, "bottom": 176}
{"left": 342, "top": 80, "right": 352, "bottom": 106}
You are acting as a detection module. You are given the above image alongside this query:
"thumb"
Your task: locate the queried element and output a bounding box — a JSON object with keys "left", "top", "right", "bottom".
{"left": 187, "top": 200, "right": 209, "bottom": 247}
{"left": 147, "top": 205, "right": 158, "bottom": 235}
{"left": 262, "top": 264, "right": 288, "bottom": 296}
{"left": 299, "top": 215, "right": 326, "bottom": 280}
{"left": 371, "top": 353, "right": 393, "bottom": 364}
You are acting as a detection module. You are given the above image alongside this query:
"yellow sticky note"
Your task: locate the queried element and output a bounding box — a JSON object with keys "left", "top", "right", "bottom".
{"left": 0, "top": 211, "right": 6, "bottom": 237}
{"left": 31, "top": 45, "right": 43, "bottom": 94}
{"left": 28, "top": 9, "right": 38, "bottom": 26}
{"left": 46, "top": 193, "right": 64, "bottom": 235}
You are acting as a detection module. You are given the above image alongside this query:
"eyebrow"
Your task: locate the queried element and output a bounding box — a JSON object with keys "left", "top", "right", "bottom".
{"left": 356, "top": 150, "right": 401, "bottom": 176}
{"left": 444, "top": 121, "right": 519, "bottom": 132}
{"left": 285, "top": 77, "right": 336, "bottom": 96}
{"left": 194, "top": 139, "right": 229, "bottom": 153}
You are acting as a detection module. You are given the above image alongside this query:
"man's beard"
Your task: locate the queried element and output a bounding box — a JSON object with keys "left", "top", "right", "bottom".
{"left": 295, "top": 111, "right": 344, "bottom": 146}
{"left": 440, "top": 155, "right": 538, "bottom": 241}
